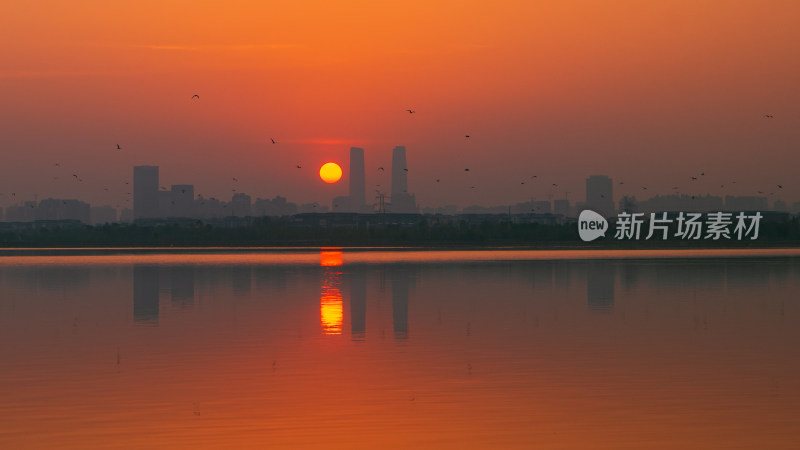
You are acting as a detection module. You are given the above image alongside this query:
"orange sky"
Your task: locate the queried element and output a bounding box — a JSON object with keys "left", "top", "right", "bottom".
{"left": 1, "top": 0, "right": 799, "bottom": 209}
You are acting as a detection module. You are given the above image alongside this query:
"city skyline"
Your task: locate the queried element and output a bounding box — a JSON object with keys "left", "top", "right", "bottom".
{"left": 2, "top": 160, "right": 798, "bottom": 225}
{"left": 1, "top": 2, "right": 798, "bottom": 210}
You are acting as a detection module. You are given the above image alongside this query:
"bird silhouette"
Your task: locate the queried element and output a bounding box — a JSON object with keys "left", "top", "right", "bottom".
{"left": 406, "top": 109, "right": 415, "bottom": 114}
{"left": 465, "top": 135, "right": 470, "bottom": 139}
{"left": 296, "top": 164, "right": 302, "bottom": 169}
{"left": 691, "top": 177, "right": 697, "bottom": 181}
{"left": 700, "top": 172, "right": 705, "bottom": 176}
{"left": 378, "top": 167, "right": 384, "bottom": 171}
{"left": 464, "top": 168, "right": 470, "bottom": 172}
{"left": 403, "top": 168, "right": 408, "bottom": 172}
{"left": 116, "top": 144, "right": 121, "bottom": 150}
{"left": 192, "top": 94, "right": 199, "bottom": 99}
{"left": 271, "top": 138, "right": 277, "bottom": 144}
{"left": 232, "top": 177, "right": 238, "bottom": 182}
{"left": 54, "top": 163, "right": 60, "bottom": 167}
{"left": 642, "top": 186, "right": 647, "bottom": 190}
{"left": 435, "top": 179, "right": 440, "bottom": 183}
{"left": 552, "top": 183, "right": 558, "bottom": 187}
{"left": 778, "top": 184, "right": 783, "bottom": 189}
{"left": 764, "top": 114, "right": 774, "bottom": 118}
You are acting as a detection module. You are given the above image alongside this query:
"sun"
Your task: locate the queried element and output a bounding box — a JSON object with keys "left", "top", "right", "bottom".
{"left": 319, "top": 162, "right": 342, "bottom": 184}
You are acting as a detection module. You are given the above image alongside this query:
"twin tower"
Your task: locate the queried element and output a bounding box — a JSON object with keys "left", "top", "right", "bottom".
{"left": 346, "top": 146, "right": 417, "bottom": 214}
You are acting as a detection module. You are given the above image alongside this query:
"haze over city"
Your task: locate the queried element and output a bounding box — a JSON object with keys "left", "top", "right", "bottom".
{"left": 2, "top": 1, "right": 798, "bottom": 210}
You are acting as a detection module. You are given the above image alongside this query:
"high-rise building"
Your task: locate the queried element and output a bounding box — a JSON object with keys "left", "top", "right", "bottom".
{"left": 390, "top": 145, "right": 418, "bottom": 214}
{"left": 586, "top": 175, "right": 614, "bottom": 217}
{"left": 171, "top": 185, "right": 194, "bottom": 217}
{"left": 349, "top": 147, "right": 366, "bottom": 212}
{"left": 391, "top": 146, "right": 408, "bottom": 196}
{"left": 134, "top": 165, "right": 159, "bottom": 220}
{"left": 231, "top": 193, "right": 252, "bottom": 217}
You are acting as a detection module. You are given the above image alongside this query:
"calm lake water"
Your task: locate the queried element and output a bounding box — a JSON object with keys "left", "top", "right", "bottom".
{"left": 1, "top": 249, "right": 799, "bottom": 449}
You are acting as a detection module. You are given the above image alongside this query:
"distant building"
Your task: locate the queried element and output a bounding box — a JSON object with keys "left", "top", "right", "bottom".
{"left": 772, "top": 199, "right": 788, "bottom": 212}
{"left": 252, "top": 196, "right": 297, "bottom": 216}
{"left": 231, "top": 193, "right": 251, "bottom": 217}
{"left": 332, "top": 195, "right": 350, "bottom": 212}
{"left": 170, "top": 185, "right": 194, "bottom": 217}
{"left": 119, "top": 208, "right": 134, "bottom": 223}
{"left": 389, "top": 145, "right": 418, "bottom": 213}
{"left": 133, "top": 165, "right": 159, "bottom": 220}
{"left": 725, "top": 195, "right": 768, "bottom": 212}
{"left": 553, "top": 199, "right": 571, "bottom": 217}
{"left": 300, "top": 203, "right": 329, "bottom": 213}
{"left": 349, "top": 147, "right": 366, "bottom": 212}
{"left": 638, "top": 194, "right": 723, "bottom": 213}
{"left": 37, "top": 198, "right": 91, "bottom": 223}
{"left": 5, "top": 201, "right": 37, "bottom": 222}
{"left": 158, "top": 190, "right": 172, "bottom": 217}
{"left": 586, "top": 175, "right": 614, "bottom": 217}
{"left": 91, "top": 205, "right": 117, "bottom": 225}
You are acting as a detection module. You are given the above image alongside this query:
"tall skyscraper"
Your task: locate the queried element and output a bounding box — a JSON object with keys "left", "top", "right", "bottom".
{"left": 390, "top": 146, "right": 418, "bottom": 213}
{"left": 586, "top": 175, "right": 614, "bottom": 217}
{"left": 134, "top": 165, "right": 159, "bottom": 220}
{"left": 349, "top": 147, "right": 366, "bottom": 212}
{"left": 391, "top": 146, "right": 408, "bottom": 197}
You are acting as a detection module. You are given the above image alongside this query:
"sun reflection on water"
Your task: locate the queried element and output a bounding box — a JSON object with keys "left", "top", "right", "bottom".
{"left": 320, "top": 251, "right": 343, "bottom": 335}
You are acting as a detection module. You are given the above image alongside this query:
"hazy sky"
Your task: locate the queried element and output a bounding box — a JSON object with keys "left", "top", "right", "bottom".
{"left": 1, "top": 0, "right": 799, "bottom": 209}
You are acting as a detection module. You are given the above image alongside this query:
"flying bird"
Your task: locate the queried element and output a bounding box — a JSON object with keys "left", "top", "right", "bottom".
{"left": 406, "top": 109, "right": 415, "bottom": 114}
{"left": 642, "top": 186, "right": 648, "bottom": 190}
{"left": 296, "top": 164, "right": 302, "bottom": 169}
{"left": 435, "top": 179, "right": 440, "bottom": 183}
{"left": 464, "top": 168, "right": 470, "bottom": 172}
{"left": 378, "top": 167, "right": 384, "bottom": 171}
{"left": 691, "top": 177, "right": 697, "bottom": 181}
{"left": 116, "top": 144, "right": 121, "bottom": 150}
{"left": 232, "top": 177, "right": 238, "bottom": 182}
{"left": 403, "top": 168, "right": 408, "bottom": 172}
{"left": 271, "top": 138, "right": 277, "bottom": 144}
{"left": 778, "top": 184, "right": 783, "bottom": 189}
{"left": 192, "top": 94, "right": 199, "bottom": 99}
{"left": 465, "top": 135, "right": 470, "bottom": 139}
{"left": 700, "top": 172, "right": 705, "bottom": 176}
{"left": 764, "top": 114, "right": 773, "bottom": 118}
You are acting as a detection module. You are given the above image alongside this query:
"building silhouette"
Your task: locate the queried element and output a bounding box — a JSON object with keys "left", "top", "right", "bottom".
{"left": 231, "top": 193, "right": 251, "bottom": 217}
{"left": 390, "top": 146, "right": 418, "bottom": 213}
{"left": 133, "top": 165, "right": 159, "bottom": 220}
{"left": 170, "top": 184, "right": 194, "bottom": 217}
{"left": 586, "top": 175, "right": 614, "bottom": 217}
{"left": 349, "top": 147, "right": 366, "bottom": 212}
